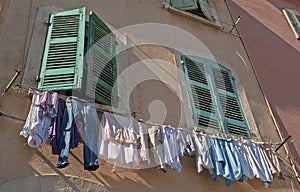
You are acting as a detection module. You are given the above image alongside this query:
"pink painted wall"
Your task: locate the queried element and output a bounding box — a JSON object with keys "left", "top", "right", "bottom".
{"left": 228, "top": 0, "right": 300, "bottom": 172}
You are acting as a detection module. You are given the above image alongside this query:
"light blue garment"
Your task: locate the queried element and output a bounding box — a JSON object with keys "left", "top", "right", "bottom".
{"left": 160, "top": 126, "right": 182, "bottom": 173}
{"left": 209, "top": 137, "right": 225, "bottom": 180}
{"left": 209, "top": 137, "right": 243, "bottom": 186}
{"left": 57, "top": 97, "right": 99, "bottom": 170}
{"left": 233, "top": 140, "right": 255, "bottom": 179}
{"left": 244, "top": 142, "right": 273, "bottom": 188}
{"left": 176, "top": 128, "right": 195, "bottom": 156}
{"left": 193, "top": 132, "right": 214, "bottom": 173}
{"left": 223, "top": 139, "right": 243, "bottom": 185}
{"left": 57, "top": 100, "right": 74, "bottom": 165}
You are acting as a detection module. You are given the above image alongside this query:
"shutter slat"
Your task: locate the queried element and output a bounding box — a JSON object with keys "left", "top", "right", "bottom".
{"left": 86, "top": 12, "right": 117, "bottom": 106}
{"left": 38, "top": 7, "right": 85, "bottom": 91}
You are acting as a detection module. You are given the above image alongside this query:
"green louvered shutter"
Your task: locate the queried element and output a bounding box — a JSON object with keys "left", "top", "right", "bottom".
{"left": 86, "top": 12, "right": 117, "bottom": 106}
{"left": 211, "top": 64, "right": 250, "bottom": 138}
{"left": 198, "top": 0, "right": 215, "bottom": 22}
{"left": 38, "top": 7, "right": 86, "bottom": 90}
{"left": 283, "top": 8, "right": 300, "bottom": 39}
{"left": 182, "top": 56, "right": 222, "bottom": 132}
{"left": 170, "top": 0, "right": 198, "bottom": 10}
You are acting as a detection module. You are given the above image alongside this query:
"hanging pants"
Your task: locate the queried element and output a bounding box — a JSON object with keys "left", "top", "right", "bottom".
{"left": 57, "top": 97, "right": 99, "bottom": 170}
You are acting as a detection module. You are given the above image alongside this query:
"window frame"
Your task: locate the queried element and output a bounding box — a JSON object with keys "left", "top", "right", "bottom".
{"left": 283, "top": 8, "right": 300, "bottom": 40}
{"left": 163, "top": 0, "right": 221, "bottom": 28}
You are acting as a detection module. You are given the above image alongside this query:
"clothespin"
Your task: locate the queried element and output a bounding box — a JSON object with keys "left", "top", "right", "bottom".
{"left": 239, "top": 136, "right": 244, "bottom": 142}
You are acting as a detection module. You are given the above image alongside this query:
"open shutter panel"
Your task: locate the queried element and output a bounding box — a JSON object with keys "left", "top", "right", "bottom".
{"left": 182, "top": 56, "right": 221, "bottom": 132}
{"left": 211, "top": 65, "right": 250, "bottom": 138}
{"left": 170, "top": 0, "right": 198, "bottom": 10}
{"left": 283, "top": 8, "right": 300, "bottom": 39}
{"left": 38, "top": 7, "right": 85, "bottom": 91}
{"left": 86, "top": 12, "right": 117, "bottom": 106}
{"left": 198, "top": 0, "right": 215, "bottom": 22}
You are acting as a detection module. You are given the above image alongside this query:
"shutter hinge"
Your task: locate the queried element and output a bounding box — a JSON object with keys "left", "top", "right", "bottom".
{"left": 44, "top": 20, "right": 51, "bottom": 26}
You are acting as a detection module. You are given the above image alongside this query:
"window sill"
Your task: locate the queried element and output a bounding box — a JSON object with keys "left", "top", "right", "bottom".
{"left": 167, "top": 7, "right": 222, "bottom": 30}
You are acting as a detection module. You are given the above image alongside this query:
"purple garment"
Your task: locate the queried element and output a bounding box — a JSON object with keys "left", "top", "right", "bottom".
{"left": 39, "top": 91, "right": 58, "bottom": 118}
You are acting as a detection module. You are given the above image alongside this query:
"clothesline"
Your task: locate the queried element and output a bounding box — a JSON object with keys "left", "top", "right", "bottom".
{"left": 17, "top": 91, "right": 291, "bottom": 187}
{"left": 15, "top": 83, "right": 280, "bottom": 147}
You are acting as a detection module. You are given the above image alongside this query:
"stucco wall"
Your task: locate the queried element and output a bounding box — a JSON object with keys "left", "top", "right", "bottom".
{"left": 0, "top": 0, "right": 299, "bottom": 191}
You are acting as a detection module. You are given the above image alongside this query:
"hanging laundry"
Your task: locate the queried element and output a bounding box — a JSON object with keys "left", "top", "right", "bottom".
{"left": 260, "top": 144, "right": 283, "bottom": 179}
{"left": 192, "top": 132, "right": 214, "bottom": 174}
{"left": 243, "top": 142, "right": 273, "bottom": 188}
{"left": 209, "top": 136, "right": 243, "bottom": 186}
{"left": 56, "top": 97, "right": 99, "bottom": 171}
{"left": 176, "top": 128, "right": 195, "bottom": 156}
{"left": 49, "top": 98, "right": 80, "bottom": 155}
{"left": 220, "top": 139, "right": 243, "bottom": 185}
{"left": 20, "top": 91, "right": 58, "bottom": 148}
{"left": 138, "top": 122, "right": 164, "bottom": 169}
{"left": 233, "top": 140, "right": 255, "bottom": 180}
{"left": 39, "top": 90, "right": 58, "bottom": 118}
{"left": 99, "top": 112, "right": 140, "bottom": 170}
{"left": 160, "top": 126, "right": 182, "bottom": 173}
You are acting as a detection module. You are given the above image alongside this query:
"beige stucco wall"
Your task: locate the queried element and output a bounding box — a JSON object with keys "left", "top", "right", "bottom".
{"left": 0, "top": 0, "right": 299, "bottom": 191}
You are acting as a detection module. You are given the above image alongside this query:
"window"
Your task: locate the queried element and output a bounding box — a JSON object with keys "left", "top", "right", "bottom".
{"left": 38, "top": 7, "right": 117, "bottom": 106}
{"left": 167, "top": 0, "right": 216, "bottom": 23}
{"left": 283, "top": 8, "right": 300, "bottom": 39}
{"left": 181, "top": 56, "right": 251, "bottom": 137}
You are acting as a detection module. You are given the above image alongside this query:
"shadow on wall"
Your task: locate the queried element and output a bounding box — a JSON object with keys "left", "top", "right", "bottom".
{"left": 268, "top": 102, "right": 300, "bottom": 173}
{"left": 0, "top": 175, "right": 110, "bottom": 192}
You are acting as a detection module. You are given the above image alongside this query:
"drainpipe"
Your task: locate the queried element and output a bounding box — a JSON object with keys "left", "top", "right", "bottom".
{"left": 224, "top": 0, "right": 300, "bottom": 184}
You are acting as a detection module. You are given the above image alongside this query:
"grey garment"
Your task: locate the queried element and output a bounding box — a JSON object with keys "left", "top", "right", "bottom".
{"left": 176, "top": 128, "right": 195, "bottom": 156}
{"left": 138, "top": 122, "right": 164, "bottom": 168}
{"left": 244, "top": 142, "right": 273, "bottom": 188}
{"left": 20, "top": 92, "right": 40, "bottom": 139}
{"left": 71, "top": 97, "right": 100, "bottom": 170}
{"left": 20, "top": 92, "right": 53, "bottom": 148}
{"left": 260, "top": 144, "right": 282, "bottom": 177}
{"left": 233, "top": 140, "right": 255, "bottom": 179}
{"left": 160, "top": 126, "right": 182, "bottom": 173}
{"left": 192, "top": 132, "right": 214, "bottom": 174}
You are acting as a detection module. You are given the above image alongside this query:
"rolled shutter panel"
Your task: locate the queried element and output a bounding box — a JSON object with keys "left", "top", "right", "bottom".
{"left": 283, "top": 8, "right": 300, "bottom": 39}
{"left": 198, "top": 0, "right": 215, "bottom": 22}
{"left": 182, "top": 56, "right": 221, "bottom": 132}
{"left": 38, "top": 7, "right": 86, "bottom": 91}
{"left": 86, "top": 12, "right": 117, "bottom": 106}
{"left": 211, "top": 64, "right": 251, "bottom": 137}
{"left": 170, "top": 0, "right": 198, "bottom": 10}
